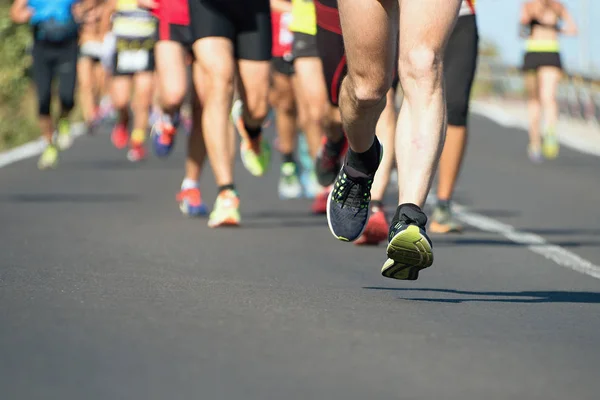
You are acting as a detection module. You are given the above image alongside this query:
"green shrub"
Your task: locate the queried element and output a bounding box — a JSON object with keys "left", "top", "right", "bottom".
{"left": 0, "top": 5, "right": 38, "bottom": 150}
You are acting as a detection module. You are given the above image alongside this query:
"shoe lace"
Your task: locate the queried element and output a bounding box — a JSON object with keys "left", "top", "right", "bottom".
{"left": 332, "top": 171, "right": 372, "bottom": 210}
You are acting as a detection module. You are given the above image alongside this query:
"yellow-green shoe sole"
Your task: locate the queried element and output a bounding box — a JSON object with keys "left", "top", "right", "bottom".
{"left": 381, "top": 225, "right": 433, "bottom": 280}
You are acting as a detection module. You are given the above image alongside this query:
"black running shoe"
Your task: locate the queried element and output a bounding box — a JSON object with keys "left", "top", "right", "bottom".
{"left": 381, "top": 204, "right": 433, "bottom": 280}
{"left": 326, "top": 139, "right": 381, "bottom": 242}
{"left": 315, "top": 136, "right": 347, "bottom": 187}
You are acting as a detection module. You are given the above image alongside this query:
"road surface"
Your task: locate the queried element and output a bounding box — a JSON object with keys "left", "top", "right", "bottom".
{"left": 1, "top": 115, "right": 599, "bottom": 399}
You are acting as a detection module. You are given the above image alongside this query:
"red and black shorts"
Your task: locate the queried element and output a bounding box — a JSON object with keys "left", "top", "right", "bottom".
{"left": 315, "top": 0, "right": 398, "bottom": 107}
{"left": 153, "top": 0, "right": 194, "bottom": 49}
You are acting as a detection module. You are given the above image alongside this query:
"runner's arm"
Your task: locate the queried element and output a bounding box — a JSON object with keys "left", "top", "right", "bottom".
{"left": 10, "top": 0, "right": 33, "bottom": 24}
{"left": 519, "top": 2, "right": 531, "bottom": 38}
{"left": 558, "top": 3, "right": 578, "bottom": 36}
{"left": 100, "top": 0, "right": 116, "bottom": 37}
{"left": 271, "top": 0, "right": 292, "bottom": 14}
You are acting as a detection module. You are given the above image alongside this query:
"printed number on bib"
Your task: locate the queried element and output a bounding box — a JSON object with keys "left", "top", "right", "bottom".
{"left": 117, "top": 50, "right": 149, "bottom": 73}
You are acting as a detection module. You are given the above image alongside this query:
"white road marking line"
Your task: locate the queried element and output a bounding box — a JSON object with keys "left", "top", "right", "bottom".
{"left": 453, "top": 204, "right": 600, "bottom": 280}
{"left": 0, "top": 124, "right": 86, "bottom": 169}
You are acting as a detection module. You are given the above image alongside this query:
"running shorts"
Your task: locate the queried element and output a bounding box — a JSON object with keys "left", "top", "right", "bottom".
{"left": 315, "top": 0, "right": 398, "bottom": 106}
{"left": 153, "top": 0, "right": 194, "bottom": 48}
{"left": 292, "top": 32, "right": 319, "bottom": 59}
{"left": 79, "top": 40, "right": 103, "bottom": 62}
{"left": 189, "top": 0, "right": 272, "bottom": 61}
{"left": 272, "top": 57, "right": 295, "bottom": 76}
{"left": 522, "top": 52, "right": 562, "bottom": 72}
{"left": 444, "top": 14, "right": 479, "bottom": 127}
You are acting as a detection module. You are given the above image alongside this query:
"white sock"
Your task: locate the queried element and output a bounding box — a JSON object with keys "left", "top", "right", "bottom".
{"left": 181, "top": 178, "right": 198, "bottom": 190}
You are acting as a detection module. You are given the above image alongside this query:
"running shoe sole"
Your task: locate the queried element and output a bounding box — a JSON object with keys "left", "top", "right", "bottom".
{"left": 381, "top": 225, "right": 433, "bottom": 280}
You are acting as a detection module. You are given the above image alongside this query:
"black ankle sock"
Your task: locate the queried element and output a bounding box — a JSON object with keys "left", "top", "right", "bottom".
{"left": 282, "top": 153, "right": 295, "bottom": 164}
{"left": 371, "top": 200, "right": 383, "bottom": 209}
{"left": 245, "top": 124, "right": 262, "bottom": 140}
{"left": 391, "top": 203, "right": 428, "bottom": 228}
{"left": 218, "top": 184, "right": 236, "bottom": 194}
{"left": 345, "top": 138, "right": 380, "bottom": 176}
{"left": 325, "top": 135, "right": 346, "bottom": 155}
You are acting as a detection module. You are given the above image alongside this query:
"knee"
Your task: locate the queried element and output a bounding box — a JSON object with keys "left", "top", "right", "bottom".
{"left": 160, "top": 84, "right": 187, "bottom": 111}
{"left": 399, "top": 46, "right": 443, "bottom": 97}
{"left": 346, "top": 72, "right": 391, "bottom": 110}
{"left": 539, "top": 91, "right": 556, "bottom": 107}
{"left": 275, "top": 93, "right": 295, "bottom": 116}
{"left": 244, "top": 90, "right": 269, "bottom": 122}
{"left": 204, "top": 63, "right": 234, "bottom": 96}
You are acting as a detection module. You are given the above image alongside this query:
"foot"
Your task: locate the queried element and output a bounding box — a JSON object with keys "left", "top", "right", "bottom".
{"left": 240, "top": 136, "right": 272, "bottom": 177}
{"left": 355, "top": 204, "right": 389, "bottom": 246}
{"left": 56, "top": 118, "right": 73, "bottom": 150}
{"left": 326, "top": 139, "right": 381, "bottom": 242}
{"left": 278, "top": 162, "right": 303, "bottom": 199}
{"left": 111, "top": 123, "right": 129, "bottom": 149}
{"left": 311, "top": 186, "right": 330, "bottom": 215}
{"left": 177, "top": 187, "right": 209, "bottom": 216}
{"left": 151, "top": 114, "right": 179, "bottom": 157}
{"left": 528, "top": 144, "right": 543, "bottom": 164}
{"left": 232, "top": 99, "right": 272, "bottom": 177}
{"left": 429, "top": 203, "right": 463, "bottom": 234}
{"left": 208, "top": 189, "right": 241, "bottom": 228}
{"left": 37, "top": 144, "right": 59, "bottom": 170}
{"left": 381, "top": 204, "right": 433, "bottom": 281}
{"left": 542, "top": 133, "right": 559, "bottom": 160}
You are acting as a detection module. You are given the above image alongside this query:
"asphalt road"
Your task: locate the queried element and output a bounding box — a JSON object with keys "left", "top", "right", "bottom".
{"left": 1, "top": 115, "right": 599, "bottom": 399}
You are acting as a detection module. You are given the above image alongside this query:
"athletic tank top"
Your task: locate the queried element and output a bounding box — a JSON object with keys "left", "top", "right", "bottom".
{"left": 150, "top": 0, "right": 190, "bottom": 26}
{"left": 112, "top": 0, "right": 157, "bottom": 39}
{"left": 28, "top": 0, "right": 78, "bottom": 42}
{"left": 272, "top": 11, "right": 294, "bottom": 59}
{"left": 289, "top": 0, "right": 317, "bottom": 36}
{"left": 459, "top": 0, "right": 476, "bottom": 16}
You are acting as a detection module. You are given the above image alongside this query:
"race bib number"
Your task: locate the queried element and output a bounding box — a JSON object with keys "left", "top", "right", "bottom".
{"left": 279, "top": 12, "right": 293, "bottom": 46}
{"left": 117, "top": 50, "right": 149, "bottom": 73}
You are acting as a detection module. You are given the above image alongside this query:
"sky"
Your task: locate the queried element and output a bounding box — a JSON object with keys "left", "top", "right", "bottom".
{"left": 476, "top": 0, "right": 598, "bottom": 75}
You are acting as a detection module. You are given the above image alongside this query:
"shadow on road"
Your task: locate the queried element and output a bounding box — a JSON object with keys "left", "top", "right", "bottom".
{"left": 64, "top": 159, "right": 180, "bottom": 171}
{"left": 363, "top": 287, "right": 600, "bottom": 304}
{"left": 242, "top": 210, "right": 326, "bottom": 229}
{"left": 1, "top": 193, "right": 138, "bottom": 203}
{"left": 432, "top": 237, "right": 600, "bottom": 248}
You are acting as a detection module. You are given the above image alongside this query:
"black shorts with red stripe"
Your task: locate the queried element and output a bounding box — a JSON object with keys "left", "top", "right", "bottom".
{"left": 315, "top": 0, "right": 398, "bottom": 107}
{"left": 154, "top": 0, "right": 194, "bottom": 48}
{"left": 158, "top": 22, "right": 194, "bottom": 48}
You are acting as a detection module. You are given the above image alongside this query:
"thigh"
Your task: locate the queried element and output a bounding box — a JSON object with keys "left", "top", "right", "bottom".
{"left": 155, "top": 41, "right": 188, "bottom": 95}
{"left": 57, "top": 40, "right": 78, "bottom": 93}
{"left": 398, "top": 0, "right": 461, "bottom": 61}
{"left": 337, "top": 0, "right": 397, "bottom": 86}
{"left": 77, "top": 57, "right": 94, "bottom": 88}
{"left": 538, "top": 66, "right": 562, "bottom": 101}
{"left": 293, "top": 56, "right": 329, "bottom": 107}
